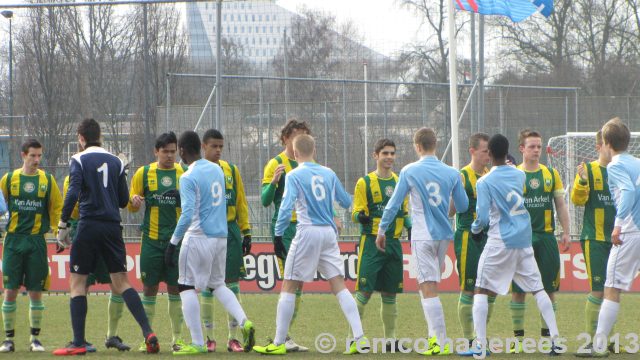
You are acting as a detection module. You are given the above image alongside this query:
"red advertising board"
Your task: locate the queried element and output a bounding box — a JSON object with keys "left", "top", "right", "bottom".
{"left": 1, "top": 241, "right": 635, "bottom": 293}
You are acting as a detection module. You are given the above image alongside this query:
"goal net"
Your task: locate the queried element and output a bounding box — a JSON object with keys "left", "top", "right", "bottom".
{"left": 546, "top": 132, "right": 640, "bottom": 240}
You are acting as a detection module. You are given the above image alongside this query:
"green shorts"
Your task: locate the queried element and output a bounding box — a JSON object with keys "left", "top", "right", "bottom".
{"left": 513, "top": 232, "right": 560, "bottom": 293}
{"left": 2, "top": 234, "right": 49, "bottom": 291}
{"left": 355, "top": 234, "right": 403, "bottom": 294}
{"left": 454, "top": 229, "right": 487, "bottom": 292}
{"left": 581, "top": 239, "right": 612, "bottom": 292}
{"left": 140, "top": 238, "right": 180, "bottom": 287}
{"left": 225, "top": 221, "right": 246, "bottom": 282}
{"left": 271, "top": 221, "right": 297, "bottom": 274}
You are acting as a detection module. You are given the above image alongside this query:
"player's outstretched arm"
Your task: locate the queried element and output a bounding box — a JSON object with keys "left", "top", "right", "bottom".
{"left": 48, "top": 176, "right": 63, "bottom": 229}
{"left": 608, "top": 164, "right": 636, "bottom": 226}
{"left": 127, "top": 167, "right": 145, "bottom": 212}
{"left": 452, "top": 173, "right": 469, "bottom": 214}
{"left": 170, "top": 177, "right": 196, "bottom": 245}
{"left": 117, "top": 168, "right": 129, "bottom": 209}
{"left": 471, "top": 180, "right": 490, "bottom": 236}
{"left": 274, "top": 175, "right": 297, "bottom": 237}
{"left": 334, "top": 175, "right": 352, "bottom": 210}
{"left": 352, "top": 178, "right": 368, "bottom": 223}
{"left": 378, "top": 170, "right": 409, "bottom": 235}
{"left": 61, "top": 159, "right": 83, "bottom": 223}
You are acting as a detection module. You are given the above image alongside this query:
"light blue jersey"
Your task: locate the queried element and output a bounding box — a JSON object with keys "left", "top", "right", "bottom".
{"left": 170, "top": 158, "right": 228, "bottom": 243}
{"left": 275, "top": 162, "right": 352, "bottom": 236}
{"left": 471, "top": 165, "right": 532, "bottom": 248}
{"left": 607, "top": 153, "right": 640, "bottom": 233}
{"left": 378, "top": 155, "right": 468, "bottom": 241}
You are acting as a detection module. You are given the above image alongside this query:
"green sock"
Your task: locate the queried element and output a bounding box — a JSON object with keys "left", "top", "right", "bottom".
{"left": 380, "top": 295, "right": 398, "bottom": 339}
{"left": 540, "top": 301, "right": 557, "bottom": 334}
{"left": 585, "top": 295, "right": 602, "bottom": 338}
{"left": 168, "top": 294, "right": 183, "bottom": 344}
{"left": 355, "top": 292, "right": 369, "bottom": 319}
{"left": 107, "top": 294, "right": 124, "bottom": 338}
{"left": 290, "top": 289, "right": 303, "bottom": 327}
{"left": 2, "top": 301, "right": 16, "bottom": 340}
{"left": 141, "top": 295, "right": 157, "bottom": 328}
{"left": 487, "top": 296, "right": 497, "bottom": 323}
{"left": 457, "top": 293, "right": 474, "bottom": 340}
{"left": 227, "top": 282, "right": 241, "bottom": 340}
{"left": 201, "top": 291, "right": 215, "bottom": 340}
{"left": 29, "top": 300, "right": 44, "bottom": 342}
{"left": 510, "top": 301, "right": 526, "bottom": 335}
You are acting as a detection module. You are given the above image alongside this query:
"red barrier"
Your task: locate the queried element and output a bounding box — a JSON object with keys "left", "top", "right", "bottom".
{"left": 1, "top": 241, "right": 636, "bottom": 293}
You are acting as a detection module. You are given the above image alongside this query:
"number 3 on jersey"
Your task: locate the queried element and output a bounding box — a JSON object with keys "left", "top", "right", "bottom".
{"left": 507, "top": 190, "right": 527, "bottom": 216}
{"left": 425, "top": 182, "right": 442, "bottom": 206}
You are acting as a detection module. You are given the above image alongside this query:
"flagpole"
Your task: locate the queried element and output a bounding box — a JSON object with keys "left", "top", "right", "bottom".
{"left": 448, "top": 0, "right": 460, "bottom": 169}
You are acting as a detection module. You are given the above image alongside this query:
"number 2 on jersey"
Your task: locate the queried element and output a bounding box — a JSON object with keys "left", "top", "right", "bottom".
{"left": 97, "top": 163, "right": 108, "bottom": 188}
{"left": 507, "top": 190, "right": 527, "bottom": 216}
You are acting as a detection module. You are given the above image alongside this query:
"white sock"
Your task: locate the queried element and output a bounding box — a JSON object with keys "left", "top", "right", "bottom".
{"left": 213, "top": 286, "right": 247, "bottom": 327}
{"left": 473, "top": 294, "right": 489, "bottom": 346}
{"left": 180, "top": 289, "right": 204, "bottom": 346}
{"left": 274, "top": 292, "right": 296, "bottom": 346}
{"left": 421, "top": 296, "right": 447, "bottom": 344}
{"left": 534, "top": 291, "right": 559, "bottom": 338}
{"left": 594, "top": 300, "right": 620, "bottom": 351}
{"left": 336, "top": 289, "right": 364, "bottom": 340}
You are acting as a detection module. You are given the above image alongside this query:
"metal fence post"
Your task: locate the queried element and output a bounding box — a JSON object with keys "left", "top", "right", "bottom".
{"left": 565, "top": 96, "right": 569, "bottom": 134}
{"left": 342, "top": 81, "right": 348, "bottom": 186}
{"left": 421, "top": 85, "right": 427, "bottom": 127}
{"left": 258, "top": 78, "right": 264, "bottom": 180}
{"left": 498, "top": 88, "right": 504, "bottom": 134}
{"left": 383, "top": 99, "right": 388, "bottom": 139}
{"left": 324, "top": 101, "right": 328, "bottom": 165}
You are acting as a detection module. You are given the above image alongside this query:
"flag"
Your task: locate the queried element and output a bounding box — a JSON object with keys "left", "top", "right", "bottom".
{"left": 455, "top": 0, "right": 554, "bottom": 22}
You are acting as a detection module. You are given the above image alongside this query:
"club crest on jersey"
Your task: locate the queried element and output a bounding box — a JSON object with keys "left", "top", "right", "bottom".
{"left": 384, "top": 186, "right": 394, "bottom": 197}
{"left": 23, "top": 182, "right": 35, "bottom": 193}
{"left": 226, "top": 175, "right": 233, "bottom": 184}
{"left": 39, "top": 184, "right": 47, "bottom": 192}
{"left": 529, "top": 178, "right": 541, "bottom": 189}
{"left": 545, "top": 178, "right": 552, "bottom": 187}
{"left": 161, "top": 176, "right": 173, "bottom": 187}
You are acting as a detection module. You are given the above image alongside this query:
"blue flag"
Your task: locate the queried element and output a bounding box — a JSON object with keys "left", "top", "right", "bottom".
{"left": 455, "top": 0, "right": 553, "bottom": 22}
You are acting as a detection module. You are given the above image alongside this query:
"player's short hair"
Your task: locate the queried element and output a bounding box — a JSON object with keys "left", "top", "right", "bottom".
{"left": 280, "top": 118, "right": 311, "bottom": 145}
{"left": 21, "top": 138, "right": 42, "bottom": 154}
{"left": 469, "top": 133, "right": 490, "bottom": 149}
{"left": 178, "top": 131, "right": 201, "bottom": 157}
{"left": 518, "top": 129, "right": 542, "bottom": 146}
{"left": 77, "top": 118, "right": 101, "bottom": 146}
{"left": 602, "top": 117, "right": 630, "bottom": 152}
{"left": 596, "top": 130, "right": 603, "bottom": 146}
{"left": 413, "top": 127, "right": 437, "bottom": 152}
{"left": 155, "top": 132, "right": 177, "bottom": 150}
{"left": 293, "top": 134, "right": 315, "bottom": 157}
{"left": 202, "top": 129, "right": 224, "bottom": 143}
{"left": 489, "top": 134, "right": 509, "bottom": 160}
{"left": 374, "top": 138, "right": 395, "bottom": 154}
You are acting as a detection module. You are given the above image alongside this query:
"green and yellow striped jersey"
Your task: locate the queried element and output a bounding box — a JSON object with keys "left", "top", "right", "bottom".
{"left": 517, "top": 163, "right": 564, "bottom": 234}
{"left": 218, "top": 159, "right": 251, "bottom": 236}
{"left": 128, "top": 162, "right": 187, "bottom": 241}
{"left": 570, "top": 161, "right": 615, "bottom": 242}
{"left": 455, "top": 165, "right": 489, "bottom": 231}
{"left": 261, "top": 151, "right": 298, "bottom": 223}
{"left": 0, "top": 169, "right": 62, "bottom": 235}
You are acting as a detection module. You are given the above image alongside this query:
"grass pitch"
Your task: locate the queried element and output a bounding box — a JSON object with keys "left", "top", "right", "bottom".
{"left": 5, "top": 292, "right": 640, "bottom": 358}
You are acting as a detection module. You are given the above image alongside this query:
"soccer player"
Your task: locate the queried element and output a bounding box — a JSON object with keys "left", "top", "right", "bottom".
{"left": 261, "top": 119, "right": 311, "bottom": 352}
{"left": 0, "top": 139, "right": 60, "bottom": 353}
{"left": 53, "top": 119, "right": 158, "bottom": 356}
{"left": 164, "top": 131, "right": 255, "bottom": 355}
{"left": 253, "top": 134, "right": 367, "bottom": 355}
{"left": 577, "top": 119, "right": 640, "bottom": 357}
{"left": 352, "top": 138, "right": 410, "bottom": 349}
{"left": 376, "top": 127, "right": 469, "bottom": 356}
{"left": 510, "top": 129, "right": 571, "bottom": 351}
{"left": 62, "top": 175, "right": 130, "bottom": 352}
{"left": 464, "top": 133, "right": 561, "bottom": 356}
{"left": 200, "top": 129, "right": 252, "bottom": 352}
{"left": 570, "top": 130, "right": 615, "bottom": 346}
{"left": 127, "top": 132, "right": 187, "bottom": 352}
{"left": 449, "top": 133, "right": 495, "bottom": 345}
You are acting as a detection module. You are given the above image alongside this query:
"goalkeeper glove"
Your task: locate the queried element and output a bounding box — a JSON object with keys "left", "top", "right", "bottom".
{"left": 471, "top": 230, "right": 485, "bottom": 242}
{"left": 162, "top": 189, "right": 181, "bottom": 207}
{"left": 56, "top": 221, "right": 72, "bottom": 253}
{"left": 165, "top": 243, "right": 177, "bottom": 267}
{"left": 242, "top": 235, "right": 252, "bottom": 256}
{"left": 357, "top": 211, "right": 372, "bottom": 225}
{"left": 407, "top": 227, "right": 412, "bottom": 241}
{"left": 274, "top": 236, "right": 287, "bottom": 260}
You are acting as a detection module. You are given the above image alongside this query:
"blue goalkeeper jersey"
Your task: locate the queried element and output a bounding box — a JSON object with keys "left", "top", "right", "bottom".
{"left": 171, "top": 158, "right": 227, "bottom": 243}
{"left": 471, "top": 165, "right": 532, "bottom": 248}
{"left": 379, "top": 155, "right": 468, "bottom": 241}
{"left": 607, "top": 153, "right": 640, "bottom": 233}
{"left": 275, "top": 162, "right": 352, "bottom": 236}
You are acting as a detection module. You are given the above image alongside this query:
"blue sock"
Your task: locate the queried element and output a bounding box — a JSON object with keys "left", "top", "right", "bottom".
{"left": 70, "top": 296, "right": 87, "bottom": 346}
{"left": 122, "top": 288, "right": 152, "bottom": 337}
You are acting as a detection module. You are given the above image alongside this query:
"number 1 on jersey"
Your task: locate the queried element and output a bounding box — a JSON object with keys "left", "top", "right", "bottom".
{"left": 97, "top": 163, "right": 108, "bottom": 188}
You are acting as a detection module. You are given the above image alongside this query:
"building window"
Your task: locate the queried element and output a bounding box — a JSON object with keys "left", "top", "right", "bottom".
{"left": 241, "top": 26, "right": 244, "bottom": 33}
{"left": 259, "top": 38, "right": 262, "bottom": 45}
{"left": 241, "top": 3, "right": 244, "bottom": 9}
{"left": 209, "top": 14, "right": 212, "bottom": 22}
{"left": 256, "top": 26, "right": 259, "bottom": 33}
{"left": 259, "top": 15, "right": 262, "bottom": 21}
{"left": 205, "top": 3, "right": 208, "bottom": 9}
{"left": 245, "top": 14, "right": 248, "bottom": 21}
{"left": 273, "top": 14, "right": 277, "bottom": 21}
{"left": 277, "top": 26, "right": 280, "bottom": 33}
{"left": 263, "top": 26, "right": 266, "bottom": 33}
{"left": 252, "top": 14, "right": 255, "bottom": 22}
{"left": 270, "top": 26, "right": 273, "bottom": 33}
{"left": 234, "top": 26, "right": 237, "bottom": 33}
{"left": 252, "top": 38, "right": 255, "bottom": 45}
{"left": 266, "top": 38, "right": 270, "bottom": 45}
{"left": 266, "top": 15, "right": 270, "bottom": 21}
{"left": 263, "top": 49, "right": 267, "bottom": 56}
{"left": 227, "top": 26, "right": 230, "bottom": 33}
{"left": 248, "top": 27, "right": 252, "bottom": 33}
{"left": 223, "top": 14, "right": 227, "bottom": 21}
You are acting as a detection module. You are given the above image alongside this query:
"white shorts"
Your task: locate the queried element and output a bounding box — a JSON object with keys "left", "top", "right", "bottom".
{"left": 284, "top": 225, "right": 344, "bottom": 282}
{"left": 178, "top": 233, "right": 227, "bottom": 290}
{"left": 605, "top": 233, "right": 640, "bottom": 291}
{"left": 476, "top": 245, "right": 544, "bottom": 295}
{"left": 411, "top": 239, "right": 449, "bottom": 283}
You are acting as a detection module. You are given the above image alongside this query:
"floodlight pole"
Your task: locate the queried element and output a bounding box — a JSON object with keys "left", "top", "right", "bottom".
{"left": 215, "top": 0, "right": 222, "bottom": 130}
{"left": 2, "top": 10, "right": 14, "bottom": 169}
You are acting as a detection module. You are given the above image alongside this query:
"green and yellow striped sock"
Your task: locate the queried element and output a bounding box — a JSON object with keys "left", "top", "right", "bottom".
{"left": 510, "top": 301, "right": 526, "bottom": 336}
{"left": 141, "top": 295, "right": 156, "bottom": 328}
{"left": 355, "top": 292, "right": 369, "bottom": 319}
{"left": 2, "top": 301, "right": 16, "bottom": 340}
{"left": 168, "top": 294, "right": 183, "bottom": 344}
{"left": 586, "top": 295, "right": 602, "bottom": 338}
{"left": 107, "top": 294, "right": 124, "bottom": 338}
{"left": 458, "top": 293, "right": 474, "bottom": 340}
{"left": 201, "top": 291, "right": 215, "bottom": 340}
{"left": 227, "top": 282, "right": 241, "bottom": 340}
{"left": 381, "top": 295, "right": 398, "bottom": 339}
{"left": 29, "top": 300, "right": 45, "bottom": 342}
